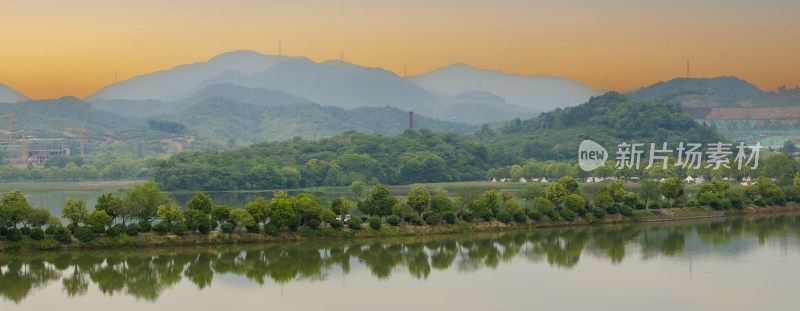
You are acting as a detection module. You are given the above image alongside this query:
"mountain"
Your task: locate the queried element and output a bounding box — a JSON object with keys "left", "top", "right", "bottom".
{"left": 87, "top": 50, "right": 306, "bottom": 102}
{"left": 166, "top": 96, "right": 478, "bottom": 145}
{"left": 408, "top": 63, "right": 601, "bottom": 112}
{"left": 627, "top": 76, "right": 765, "bottom": 107}
{"left": 433, "top": 90, "right": 541, "bottom": 124}
{"left": 0, "top": 82, "right": 29, "bottom": 103}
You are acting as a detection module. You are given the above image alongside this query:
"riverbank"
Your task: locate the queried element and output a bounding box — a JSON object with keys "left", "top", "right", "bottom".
{"left": 3, "top": 203, "right": 799, "bottom": 253}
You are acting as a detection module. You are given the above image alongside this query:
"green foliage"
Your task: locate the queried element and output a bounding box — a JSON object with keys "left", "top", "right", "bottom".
{"left": 125, "top": 181, "right": 172, "bottom": 222}
{"left": 172, "top": 223, "right": 187, "bottom": 235}
{"left": 138, "top": 221, "right": 152, "bottom": 232}
{"left": 496, "top": 211, "right": 513, "bottom": 224}
{"left": 482, "top": 190, "right": 501, "bottom": 217}
{"left": 220, "top": 222, "right": 235, "bottom": 233}
{"left": 269, "top": 198, "right": 300, "bottom": 230}
{"left": 321, "top": 209, "right": 336, "bottom": 224}
{"left": 87, "top": 210, "right": 113, "bottom": 233}
{"left": 369, "top": 216, "right": 382, "bottom": 230}
{"left": 363, "top": 184, "right": 398, "bottom": 218}
{"left": 157, "top": 203, "right": 184, "bottom": 230}
{"left": 246, "top": 223, "right": 261, "bottom": 233}
{"left": 211, "top": 205, "right": 232, "bottom": 225}
{"left": 6, "top": 228, "right": 23, "bottom": 242}
{"left": 619, "top": 205, "right": 634, "bottom": 217}
{"left": 307, "top": 219, "right": 321, "bottom": 230}
{"left": 425, "top": 214, "right": 439, "bottom": 226}
{"left": 188, "top": 192, "right": 213, "bottom": 214}
{"left": 527, "top": 209, "right": 542, "bottom": 221}
{"left": 348, "top": 216, "right": 363, "bottom": 230}
{"left": 95, "top": 192, "right": 122, "bottom": 222}
{"left": 559, "top": 209, "right": 576, "bottom": 221}
{"left": 349, "top": 181, "right": 365, "bottom": 197}
{"left": 330, "top": 198, "right": 350, "bottom": 218}
{"left": 61, "top": 197, "right": 88, "bottom": 227}
{"left": 444, "top": 213, "right": 457, "bottom": 224}
{"left": 660, "top": 177, "right": 685, "bottom": 207}
{"left": 54, "top": 227, "right": 72, "bottom": 243}
{"left": 409, "top": 215, "right": 424, "bottom": 226}
{"left": 75, "top": 226, "right": 95, "bottom": 243}
{"left": 229, "top": 209, "right": 256, "bottom": 232}
{"left": 29, "top": 227, "right": 45, "bottom": 240}
{"left": 147, "top": 119, "right": 186, "bottom": 134}
{"left": 153, "top": 223, "right": 170, "bottom": 234}
{"left": 329, "top": 219, "right": 344, "bottom": 230}
{"left": 563, "top": 194, "right": 586, "bottom": 212}
{"left": 245, "top": 197, "right": 270, "bottom": 226}
{"left": 461, "top": 212, "right": 474, "bottom": 223}
{"left": 386, "top": 215, "right": 401, "bottom": 226}
{"left": 0, "top": 190, "right": 32, "bottom": 228}
{"left": 591, "top": 206, "right": 606, "bottom": 219}
{"left": 25, "top": 208, "right": 51, "bottom": 228}
{"left": 105, "top": 226, "right": 121, "bottom": 238}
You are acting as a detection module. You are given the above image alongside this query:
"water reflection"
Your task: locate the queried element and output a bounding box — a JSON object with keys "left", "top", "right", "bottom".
{"left": 1, "top": 214, "right": 799, "bottom": 303}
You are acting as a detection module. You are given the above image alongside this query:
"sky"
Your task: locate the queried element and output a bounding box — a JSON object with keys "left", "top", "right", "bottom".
{"left": 1, "top": 0, "right": 799, "bottom": 100}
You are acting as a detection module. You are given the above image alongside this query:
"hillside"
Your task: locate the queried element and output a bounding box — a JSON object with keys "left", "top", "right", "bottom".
{"left": 409, "top": 63, "right": 600, "bottom": 112}
{"left": 627, "top": 77, "right": 765, "bottom": 107}
{"left": 482, "top": 92, "right": 727, "bottom": 162}
{"left": 166, "top": 96, "right": 478, "bottom": 145}
{"left": 0, "top": 82, "right": 30, "bottom": 103}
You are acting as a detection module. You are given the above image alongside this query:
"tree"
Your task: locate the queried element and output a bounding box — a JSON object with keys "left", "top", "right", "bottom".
{"left": 211, "top": 205, "right": 232, "bottom": 226}
{"left": 245, "top": 197, "right": 270, "bottom": 228}
{"left": 660, "top": 177, "right": 684, "bottom": 207}
{"left": 794, "top": 173, "right": 800, "bottom": 189}
{"left": 61, "top": 197, "right": 88, "bottom": 227}
{"left": 563, "top": 194, "right": 586, "bottom": 212}
{"left": 498, "top": 190, "right": 513, "bottom": 203}
{"left": 26, "top": 208, "right": 51, "bottom": 228}
{"left": 556, "top": 176, "right": 580, "bottom": 194}
{"left": 269, "top": 198, "right": 299, "bottom": 229}
{"left": 157, "top": 203, "right": 184, "bottom": 231}
{"left": 638, "top": 179, "right": 660, "bottom": 210}
{"left": 293, "top": 193, "right": 323, "bottom": 226}
{"left": 406, "top": 186, "right": 430, "bottom": 216}
{"left": 454, "top": 186, "right": 482, "bottom": 213}
{"left": 783, "top": 140, "right": 797, "bottom": 154}
{"left": 330, "top": 198, "right": 350, "bottom": 218}
{"left": 1, "top": 190, "right": 33, "bottom": 228}
{"left": 482, "top": 190, "right": 501, "bottom": 217}
{"left": 125, "top": 181, "right": 171, "bottom": 222}
{"left": 229, "top": 209, "right": 255, "bottom": 232}
{"left": 95, "top": 192, "right": 123, "bottom": 223}
{"left": 349, "top": 181, "right": 365, "bottom": 198}
{"left": 545, "top": 183, "right": 570, "bottom": 206}
{"left": 521, "top": 184, "right": 546, "bottom": 207}
{"left": 430, "top": 192, "right": 457, "bottom": 219}
{"left": 188, "top": 192, "right": 213, "bottom": 214}
{"left": 87, "top": 210, "right": 113, "bottom": 233}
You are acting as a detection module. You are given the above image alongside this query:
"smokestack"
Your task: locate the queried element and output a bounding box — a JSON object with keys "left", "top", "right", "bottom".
{"left": 410, "top": 111, "right": 414, "bottom": 130}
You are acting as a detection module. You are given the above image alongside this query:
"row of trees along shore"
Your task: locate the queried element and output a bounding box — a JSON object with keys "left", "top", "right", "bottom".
{"left": 2, "top": 175, "right": 800, "bottom": 244}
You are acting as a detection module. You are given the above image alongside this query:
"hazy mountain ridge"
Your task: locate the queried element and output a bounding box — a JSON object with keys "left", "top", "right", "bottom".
{"left": 0, "top": 82, "right": 30, "bottom": 103}
{"left": 627, "top": 76, "right": 765, "bottom": 107}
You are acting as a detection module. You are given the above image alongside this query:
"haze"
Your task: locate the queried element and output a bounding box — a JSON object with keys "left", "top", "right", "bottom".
{"left": 1, "top": 0, "right": 798, "bottom": 100}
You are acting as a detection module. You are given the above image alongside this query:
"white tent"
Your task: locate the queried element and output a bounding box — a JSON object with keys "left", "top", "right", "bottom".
{"left": 684, "top": 176, "right": 695, "bottom": 183}
{"left": 519, "top": 177, "right": 527, "bottom": 183}
{"left": 491, "top": 178, "right": 497, "bottom": 183}
{"left": 541, "top": 177, "right": 548, "bottom": 183}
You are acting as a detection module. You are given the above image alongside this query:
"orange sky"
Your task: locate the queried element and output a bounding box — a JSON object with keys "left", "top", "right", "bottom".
{"left": 1, "top": 0, "right": 798, "bottom": 100}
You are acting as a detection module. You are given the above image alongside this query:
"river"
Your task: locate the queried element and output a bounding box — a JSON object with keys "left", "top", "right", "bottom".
{"left": 2, "top": 214, "right": 800, "bottom": 310}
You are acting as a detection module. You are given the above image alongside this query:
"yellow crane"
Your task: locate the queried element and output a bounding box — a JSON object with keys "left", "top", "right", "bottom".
{"left": 65, "top": 122, "right": 87, "bottom": 158}
{"left": 0, "top": 109, "right": 13, "bottom": 144}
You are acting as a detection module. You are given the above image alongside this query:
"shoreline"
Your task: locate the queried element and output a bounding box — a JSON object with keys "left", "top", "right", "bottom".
{"left": 2, "top": 204, "right": 799, "bottom": 253}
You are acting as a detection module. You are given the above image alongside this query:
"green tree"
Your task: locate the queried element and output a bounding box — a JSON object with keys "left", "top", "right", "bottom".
{"left": 638, "top": 179, "right": 660, "bottom": 209}
{"left": 482, "top": 190, "right": 501, "bottom": 217}
{"left": 349, "top": 181, "right": 365, "bottom": 198}
{"left": 269, "top": 198, "right": 300, "bottom": 229}
{"left": 95, "top": 192, "right": 122, "bottom": 223}
{"left": 330, "top": 198, "right": 350, "bottom": 218}
{"left": 659, "top": 177, "right": 685, "bottom": 207}
{"left": 87, "top": 210, "right": 113, "bottom": 232}
{"left": 406, "top": 186, "right": 430, "bottom": 216}
{"left": 430, "top": 192, "right": 457, "bottom": 219}
{"left": 1, "top": 190, "right": 33, "bottom": 228}
{"left": 229, "top": 209, "right": 255, "bottom": 232}
{"left": 26, "top": 208, "right": 51, "bottom": 228}
{"left": 211, "top": 205, "right": 232, "bottom": 226}
{"left": 125, "top": 181, "right": 171, "bottom": 222}
{"left": 365, "top": 184, "right": 399, "bottom": 218}
{"left": 188, "top": 192, "right": 213, "bottom": 214}
{"left": 157, "top": 203, "right": 184, "bottom": 231}
{"left": 245, "top": 197, "right": 270, "bottom": 228}
{"left": 293, "top": 193, "right": 323, "bottom": 226}
{"left": 563, "top": 194, "right": 586, "bottom": 212}
{"left": 61, "top": 197, "right": 88, "bottom": 227}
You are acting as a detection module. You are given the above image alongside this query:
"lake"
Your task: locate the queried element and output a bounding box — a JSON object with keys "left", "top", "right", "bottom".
{"left": 2, "top": 214, "right": 800, "bottom": 310}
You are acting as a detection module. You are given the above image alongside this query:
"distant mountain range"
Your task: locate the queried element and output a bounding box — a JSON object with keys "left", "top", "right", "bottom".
{"left": 0, "top": 82, "right": 29, "bottom": 103}
{"left": 85, "top": 50, "right": 600, "bottom": 124}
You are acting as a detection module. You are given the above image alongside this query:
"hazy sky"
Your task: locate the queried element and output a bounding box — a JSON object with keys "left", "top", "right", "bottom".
{"left": 2, "top": 0, "right": 798, "bottom": 99}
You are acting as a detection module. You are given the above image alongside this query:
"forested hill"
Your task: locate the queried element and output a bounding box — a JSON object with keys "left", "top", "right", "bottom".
{"left": 152, "top": 92, "right": 727, "bottom": 191}
{"left": 627, "top": 76, "right": 764, "bottom": 107}
{"left": 477, "top": 92, "right": 728, "bottom": 163}
{"left": 152, "top": 130, "right": 494, "bottom": 191}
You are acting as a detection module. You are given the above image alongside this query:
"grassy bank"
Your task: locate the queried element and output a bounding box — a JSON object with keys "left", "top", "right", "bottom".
{"left": 3, "top": 203, "right": 798, "bottom": 253}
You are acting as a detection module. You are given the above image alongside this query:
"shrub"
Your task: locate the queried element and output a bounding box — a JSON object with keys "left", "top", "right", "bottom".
{"left": 409, "top": 215, "right": 424, "bottom": 226}
{"left": 444, "top": 213, "right": 458, "bottom": 224}
{"left": 307, "top": 219, "right": 321, "bottom": 230}
{"left": 45, "top": 225, "right": 57, "bottom": 235}
{"left": 105, "top": 227, "right": 121, "bottom": 238}
{"left": 764, "top": 198, "right": 774, "bottom": 206}
{"left": 54, "top": 227, "right": 73, "bottom": 243}
{"left": 0, "top": 226, "right": 6, "bottom": 236}
{"left": 67, "top": 223, "right": 77, "bottom": 234}
{"left": 348, "top": 217, "right": 363, "bottom": 230}
{"left": 425, "top": 215, "right": 439, "bottom": 226}
{"left": 386, "top": 215, "right": 401, "bottom": 226}
{"left": 197, "top": 218, "right": 212, "bottom": 234}
{"left": 173, "top": 223, "right": 187, "bottom": 235}
{"left": 75, "top": 226, "right": 95, "bottom": 243}
{"left": 138, "top": 221, "right": 152, "bottom": 232}
{"left": 513, "top": 211, "right": 527, "bottom": 223}
{"left": 591, "top": 206, "right": 606, "bottom": 219}
{"left": 574, "top": 207, "right": 587, "bottom": 217}
{"left": 246, "top": 223, "right": 261, "bottom": 233}
{"left": 647, "top": 202, "right": 661, "bottom": 210}
{"left": 126, "top": 223, "right": 142, "bottom": 236}
{"left": 7, "top": 228, "right": 23, "bottom": 242}
{"left": 265, "top": 222, "right": 280, "bottom": 235}
{"left": 369, "top": 216, "right": 382, "bottom": 230}
{"left": 619, "top": 205, "right": 634, "bottom": 217}
{"left": 496, "top": 211, "right": 513, "bottom": 224}
{"left": 30, "top": 227, "right": 45, "bottom": 240}
{"left": 329, "top": 219, "right": 344, "bottom": 230}
{"left": 112, "top": 224, "right": 126, "bottom": 234}
{"left": 220, "top": 222, "right": 235, "bottom": 233}
{"left": 559, "top": 209, "right": 576, "bottom": 221}
{"left": 20, "top": 227, "right": 31, "bottom": 236}
{"left": 753, "top": 198, "right": 765, "bottom": 206}
{"left": 606, "top": 205, "right": 619, "bottom": 215}
{"left": 545, "top": 209, "right": 559, "bottom": 221}
{"left": 527, "top": 209, "right": 542, "bottom": 221}
{"left": 661, "top": 201, "right": 671, "bottom": 209}
{"left": 422, "top": 212, "right": 434, "bottom": 221}
{"left": 461, "top": 212, "right": 474, "bottom": 223}
{"left": 153, "top": 223, "right": 170, "bottom": 235}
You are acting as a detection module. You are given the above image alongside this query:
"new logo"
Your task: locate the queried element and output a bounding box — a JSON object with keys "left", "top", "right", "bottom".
{"left": 578, "top": 140, "right": 607, "bottom": 171}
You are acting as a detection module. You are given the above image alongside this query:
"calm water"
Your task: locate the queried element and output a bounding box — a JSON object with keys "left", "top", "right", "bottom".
{"left": 2, "top": 215, "right": 800, "bottom": 310}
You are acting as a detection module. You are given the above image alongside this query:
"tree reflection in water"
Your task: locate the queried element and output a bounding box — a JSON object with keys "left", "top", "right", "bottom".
{"left": 1, "top": 214, "right": 799, "bottom": 303}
